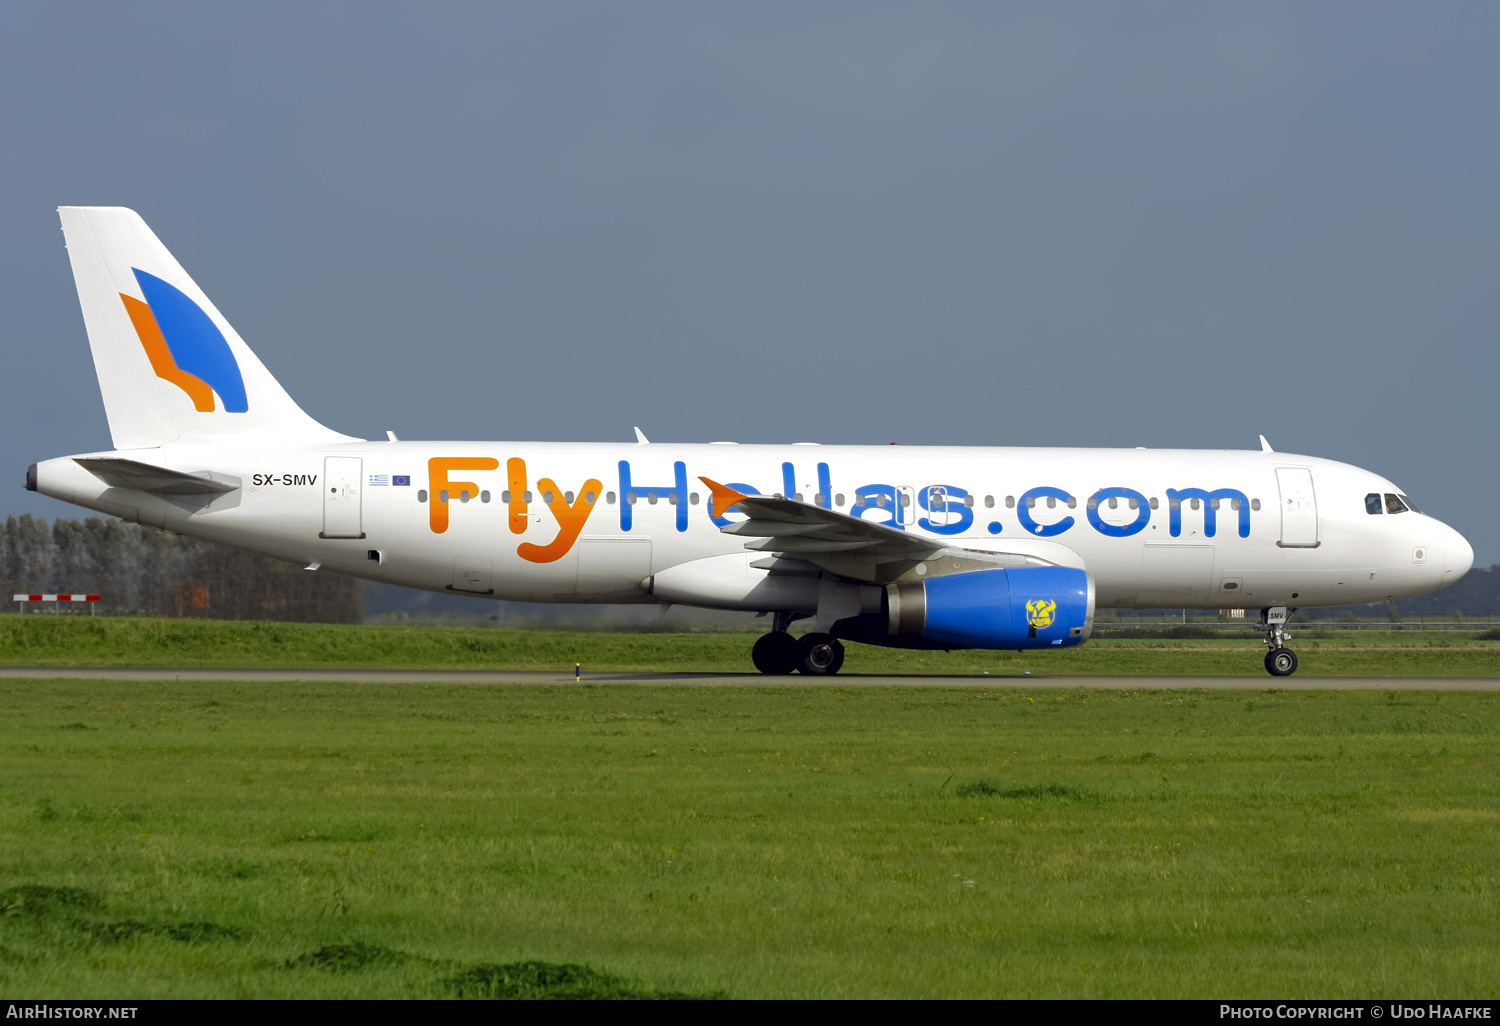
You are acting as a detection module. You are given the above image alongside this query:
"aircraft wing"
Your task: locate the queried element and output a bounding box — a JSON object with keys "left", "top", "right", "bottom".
{"left": 699, "top": 477, "right": 1056, "bottom": 586}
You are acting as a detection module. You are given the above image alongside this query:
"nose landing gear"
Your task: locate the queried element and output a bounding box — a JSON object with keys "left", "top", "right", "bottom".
{"left": 1258, "top": 606, "right": 1298, "bottom": 676}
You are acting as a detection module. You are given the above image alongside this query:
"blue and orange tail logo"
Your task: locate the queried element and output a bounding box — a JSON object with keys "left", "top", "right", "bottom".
{"left": 119, "top": 268, "right": 247, "bottom": 413}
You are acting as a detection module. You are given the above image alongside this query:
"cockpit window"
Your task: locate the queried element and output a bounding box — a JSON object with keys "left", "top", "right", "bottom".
{"left": 1399, "top": 494, "right": 1421, "bottom": 513}
{"left": 1384, "top": 493, "right": 1408, "bottom": 515}
{"left": 1365, "top": 493, "right": 1383, "bottom": 515}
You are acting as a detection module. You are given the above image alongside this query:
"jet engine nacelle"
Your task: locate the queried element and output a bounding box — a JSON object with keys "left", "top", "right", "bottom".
{"left": 885, "top": 566, "right": 1095, "bottom": 650}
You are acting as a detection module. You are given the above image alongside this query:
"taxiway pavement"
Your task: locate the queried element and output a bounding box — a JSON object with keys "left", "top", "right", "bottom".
{"left": 1, "top": 667, "right": 1496, "bottom": 690}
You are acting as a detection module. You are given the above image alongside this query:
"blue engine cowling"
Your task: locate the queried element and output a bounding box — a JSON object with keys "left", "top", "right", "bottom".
{"left": 885, "top": 566, "right": 1094, "bottom": 650}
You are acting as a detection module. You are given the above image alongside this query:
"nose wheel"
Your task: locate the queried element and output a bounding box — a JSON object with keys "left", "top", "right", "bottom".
{"left": 1265, "top": 648, "right": 1298, "bottom": 676}
{"left": 1257, "top": 606, "right": 1298, "bottom": 676}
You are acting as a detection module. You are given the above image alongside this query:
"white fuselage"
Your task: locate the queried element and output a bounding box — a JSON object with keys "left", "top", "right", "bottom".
{"left": 34, "top": 440, "right": 1473, "bottom": 614}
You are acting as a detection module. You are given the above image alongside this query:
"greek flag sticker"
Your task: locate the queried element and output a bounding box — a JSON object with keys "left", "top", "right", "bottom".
{"left": 369, "top": 474, "right": 390, "bottom": 486}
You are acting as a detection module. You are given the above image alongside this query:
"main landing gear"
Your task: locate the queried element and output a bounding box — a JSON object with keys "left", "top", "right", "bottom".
{"left": 751, "top": 614, "right": 845, "bottom": 676}
{"left": 1258, "top": 606, "right": 1298, "bottom": 677}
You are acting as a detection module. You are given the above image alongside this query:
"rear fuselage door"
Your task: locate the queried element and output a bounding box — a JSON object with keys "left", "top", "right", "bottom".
{"left": 322, "top": 456, "right": 364, "bottom": 539}
{"left": 1276, "top": 467, "right": 1319, "bottom": 548}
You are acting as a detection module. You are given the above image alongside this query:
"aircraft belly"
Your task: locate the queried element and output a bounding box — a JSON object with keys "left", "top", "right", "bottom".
{"left": 648, "top": 551, "right": 821, "bottom": 611}
{"left": 1134, "top": 543, "right": 1217, "bottom": 607}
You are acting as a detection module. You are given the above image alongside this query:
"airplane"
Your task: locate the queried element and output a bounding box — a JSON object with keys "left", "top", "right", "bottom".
{"left": 26, "top": 207, "right": 1475, "bottom": 677}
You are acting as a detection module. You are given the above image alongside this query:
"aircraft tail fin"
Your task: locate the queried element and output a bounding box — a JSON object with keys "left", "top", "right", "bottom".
{"left": 57, "top": 206, "right": 356, "bottom": 450}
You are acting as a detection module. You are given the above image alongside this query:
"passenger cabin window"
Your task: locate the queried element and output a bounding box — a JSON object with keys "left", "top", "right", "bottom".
{"left": 1365, "top": 493, "right": 1382, "bottom": 515}
{"left": 1385, "top": 493, "right": 1408, "bottom": 515}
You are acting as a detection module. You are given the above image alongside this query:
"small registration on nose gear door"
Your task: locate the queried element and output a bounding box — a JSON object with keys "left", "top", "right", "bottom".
{"left": 1275, "top": 468, "right": 1318, "bottom": 548}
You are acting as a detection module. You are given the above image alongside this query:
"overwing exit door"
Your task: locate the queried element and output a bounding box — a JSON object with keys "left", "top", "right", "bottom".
{"left": 895, "top": 486, "right": 917, "bottom": 527}
{"left": 1276, "top": 467, "right": 1318, "bottom": 548}
{"left": 924, "top": 486, "right": 957, "bottom": 528}
{"left": 322, "top": 456, "right": 364, "bottom": 539}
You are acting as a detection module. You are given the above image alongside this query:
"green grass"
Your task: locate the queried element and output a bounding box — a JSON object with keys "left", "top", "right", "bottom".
{"left": 3, "top": 615, "right": 1500, "bottom": 676}
{"left": 1, "top": 680, "right": 1496, "bottom": 997}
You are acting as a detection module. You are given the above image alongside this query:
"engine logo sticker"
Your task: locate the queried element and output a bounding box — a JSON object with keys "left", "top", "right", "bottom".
{"left": 1026, "top": 599, "right": 1057, "bottom": 629}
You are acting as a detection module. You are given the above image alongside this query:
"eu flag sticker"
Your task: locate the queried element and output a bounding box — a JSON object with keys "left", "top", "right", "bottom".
{"left": 393, "top": 475, "right": 411, "bottom": 487}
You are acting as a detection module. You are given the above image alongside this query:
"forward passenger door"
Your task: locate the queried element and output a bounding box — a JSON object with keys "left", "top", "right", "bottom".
{"left": 1276, "top": 468, "right": 1319, "bottom": 548}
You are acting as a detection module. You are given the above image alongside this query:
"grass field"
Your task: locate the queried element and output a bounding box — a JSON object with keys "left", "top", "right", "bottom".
{"left": 1, "top": 678, "right": 1496, "bottom": 998}
{"left": 4, "top": 615, "right": 1500, "bottom": 677}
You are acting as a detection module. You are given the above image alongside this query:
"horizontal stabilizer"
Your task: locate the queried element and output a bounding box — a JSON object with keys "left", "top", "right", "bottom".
{"left": 74, "top": 457, "right": 240, "bottom": 496}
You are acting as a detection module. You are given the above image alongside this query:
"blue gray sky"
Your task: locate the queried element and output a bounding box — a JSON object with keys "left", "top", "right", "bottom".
{"left": 3, "top": 2, "right": 1496, "bottom": 561}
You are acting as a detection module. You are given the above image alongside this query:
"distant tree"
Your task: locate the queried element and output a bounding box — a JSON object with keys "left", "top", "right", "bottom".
{"left": 5, "top": 516, "right": 54, "bottom": 595}
{"left": 2, "top": 515, "right": 360, "bottom": 622}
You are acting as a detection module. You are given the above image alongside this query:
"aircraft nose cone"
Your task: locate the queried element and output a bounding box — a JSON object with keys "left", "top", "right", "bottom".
{"left": 1446, "top": 527, "right": 1474, "bottom": 580}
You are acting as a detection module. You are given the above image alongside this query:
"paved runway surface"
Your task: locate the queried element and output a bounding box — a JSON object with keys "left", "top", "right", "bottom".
{"left": 1, "top": 667, "right": 1497, "bottom": 690}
